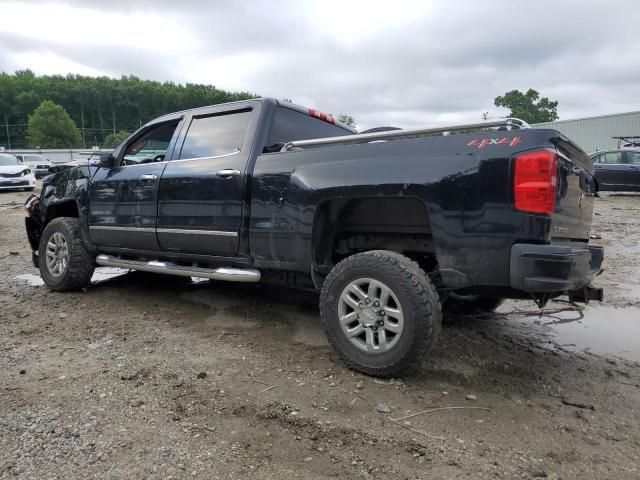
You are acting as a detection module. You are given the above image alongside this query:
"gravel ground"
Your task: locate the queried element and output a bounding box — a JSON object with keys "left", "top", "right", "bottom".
{"left": 1, "top": 186, "right": 639, "bottom": 479}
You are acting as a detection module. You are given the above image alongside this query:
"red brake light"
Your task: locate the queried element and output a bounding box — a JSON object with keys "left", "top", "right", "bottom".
{"left": 514, "top": 150, "right": 558, "bottom": 214}
{"left": 309, "top": 108, "right": 335, "bottom": 124}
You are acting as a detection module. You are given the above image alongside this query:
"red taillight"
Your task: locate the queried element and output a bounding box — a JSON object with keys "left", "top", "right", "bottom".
{"left": 309, "top": 108, "right": 335, "bottom": 124}
{"left": 514, "top": 150, "right": 558, "bottom": 214}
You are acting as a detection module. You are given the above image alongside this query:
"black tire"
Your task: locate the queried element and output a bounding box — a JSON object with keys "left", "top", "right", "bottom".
{"left": 444, "top": 295, "right": 503, "bottom": 316}
{"left": 320, "top": 250, "right": 442, "bottom": 377}
{"left": 39, "top": 217, "right": 95, "bottom": 291}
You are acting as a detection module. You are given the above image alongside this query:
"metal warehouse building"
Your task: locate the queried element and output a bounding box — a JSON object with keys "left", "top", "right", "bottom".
{"left": 533, "top": 110, "right": 640, "bottom": 154}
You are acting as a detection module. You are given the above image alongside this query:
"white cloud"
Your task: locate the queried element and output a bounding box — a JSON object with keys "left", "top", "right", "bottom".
{"left": 1, "top": 0, "right": 639, "bottom": 129}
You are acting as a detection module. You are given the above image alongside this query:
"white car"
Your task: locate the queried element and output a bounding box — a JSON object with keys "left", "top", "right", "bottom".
{"left": 0, "top": 153, "right": 37, "bottom": 191}
{"left": 15, "top": 154, "right": 53, "bottom": 178}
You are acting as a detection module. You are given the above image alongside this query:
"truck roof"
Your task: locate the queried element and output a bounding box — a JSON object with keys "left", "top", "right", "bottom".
{"left": 152, "top": 97, "right": 357, "bottom": 134}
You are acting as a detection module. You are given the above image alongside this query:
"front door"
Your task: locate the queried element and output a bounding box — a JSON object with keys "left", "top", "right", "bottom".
{"left": 88, "top": 119, "right": 182, "bottom": 250}
{"left": 156, "top": 106, "right": 256, "bottom": 257}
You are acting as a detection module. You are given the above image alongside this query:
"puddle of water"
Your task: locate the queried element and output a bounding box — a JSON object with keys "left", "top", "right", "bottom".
{"left": 519, "top": 305, "right": 640, "bottom": 362}
{"left": 610, "top": 282, "right": 640, "bottom": 298}
{"left": 14, "top": 267, "right": 129, "bottom": 286}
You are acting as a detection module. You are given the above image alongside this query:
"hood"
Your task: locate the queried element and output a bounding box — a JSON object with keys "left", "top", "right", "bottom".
{"left": 0, "top": 165, "right": 31, "bottom": 174}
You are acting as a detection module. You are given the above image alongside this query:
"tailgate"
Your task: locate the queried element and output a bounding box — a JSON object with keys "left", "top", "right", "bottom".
{"left": 550, "top": 138, "right": 597, "bottom": 241}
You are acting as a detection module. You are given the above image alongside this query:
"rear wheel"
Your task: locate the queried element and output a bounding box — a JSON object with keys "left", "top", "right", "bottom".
{"left": 39, "top": 217, "right": 94, "bottom": 291}
{"left": 320, "top": 250, "right": 442, "bottom": 377}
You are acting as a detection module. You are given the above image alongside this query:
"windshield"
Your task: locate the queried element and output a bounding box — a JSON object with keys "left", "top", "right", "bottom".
{"left": 0, "top": 154, "right": 21, "bottom": 166}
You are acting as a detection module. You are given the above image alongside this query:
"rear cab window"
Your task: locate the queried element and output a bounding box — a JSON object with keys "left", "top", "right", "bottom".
{"left": 265, "top": 107, "right": 353, "bottom": 152}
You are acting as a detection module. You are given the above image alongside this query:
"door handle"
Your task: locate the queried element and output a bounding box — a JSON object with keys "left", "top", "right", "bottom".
{"left": 139, "top": 174, "right": 158, "bottom": 181}
{"left": 216, "top": 169, "right": 241, "bottom": 178}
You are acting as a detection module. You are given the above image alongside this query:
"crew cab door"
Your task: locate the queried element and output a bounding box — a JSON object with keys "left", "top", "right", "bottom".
{"left": 88, "top": 118, "right": 183, "bottom": 250}
{"left": 156, "top": 104, "right": 258, "bottom": 257}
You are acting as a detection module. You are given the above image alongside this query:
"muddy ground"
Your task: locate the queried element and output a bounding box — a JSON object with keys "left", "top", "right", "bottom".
{"left": 1, "top": 186, "right": 639, "bottom": 479}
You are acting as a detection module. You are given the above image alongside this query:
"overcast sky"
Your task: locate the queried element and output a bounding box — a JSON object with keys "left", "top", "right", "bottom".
{"left": 1, "top": 0, "right": 639, "bottom": 129}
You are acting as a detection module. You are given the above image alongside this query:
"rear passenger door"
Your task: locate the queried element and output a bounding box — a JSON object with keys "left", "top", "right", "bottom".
{"left": 156, "top": 104, "right": 258, "bottom": 257}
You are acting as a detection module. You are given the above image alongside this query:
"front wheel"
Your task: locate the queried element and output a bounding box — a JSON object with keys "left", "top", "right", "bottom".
{"left": 320, "top": 250, "right": 442, "bottom": 377}
{"left": 39, "top": 217, "right": 95, "bottom": 291}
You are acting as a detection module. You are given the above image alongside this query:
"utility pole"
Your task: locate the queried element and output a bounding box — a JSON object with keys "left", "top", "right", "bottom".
{"left": 3, "top": 113, "right": 11, "bottom": 149}
{"left": 112, "top": 107, "right": 116, "bottom": 134}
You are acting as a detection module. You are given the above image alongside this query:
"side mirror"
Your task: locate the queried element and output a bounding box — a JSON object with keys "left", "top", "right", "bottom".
{"left": 98, "top": 153, "right": 115, "bottom": 168}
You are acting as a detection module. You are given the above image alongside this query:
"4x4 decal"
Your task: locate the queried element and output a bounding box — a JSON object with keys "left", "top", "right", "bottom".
{"left": 468, "top": 137, "right": 522, "bottom": 149}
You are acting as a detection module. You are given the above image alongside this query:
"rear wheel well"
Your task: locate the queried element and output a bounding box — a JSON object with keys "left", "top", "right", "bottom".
{"left": 312, "top": 197, "right": 437, "bottom": 276}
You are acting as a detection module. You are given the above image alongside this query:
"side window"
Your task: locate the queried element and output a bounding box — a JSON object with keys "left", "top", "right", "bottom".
{"left": 178, "top": 110, "right": 251, "bottom": 160}
{"left": 602, "top": 151, "right": 623, "bottom": 164}
{"left": 121, "top": 121, "right": 179, "bottom": 166}
{"left": 629, "top": 152, "right": 640, "bottom": 165}
{"left": 591, "top": 154, "right": 602, "bottom": 164}
{"left": 266, "top": 107, "right": 353, "bottom": 152}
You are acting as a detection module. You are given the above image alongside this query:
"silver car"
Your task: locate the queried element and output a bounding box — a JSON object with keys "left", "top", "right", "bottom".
{"left": 16, "top": 154, "right": 53, "bottom": 178}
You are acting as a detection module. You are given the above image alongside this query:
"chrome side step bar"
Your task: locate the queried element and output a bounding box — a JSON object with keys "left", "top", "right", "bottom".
{"left": 95, "top": 254, "right": 261, "bottom": 283}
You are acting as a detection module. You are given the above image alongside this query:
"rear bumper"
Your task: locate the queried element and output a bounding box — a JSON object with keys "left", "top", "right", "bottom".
{"left": 510, "top": 243, "right": 603, "bottom": 294}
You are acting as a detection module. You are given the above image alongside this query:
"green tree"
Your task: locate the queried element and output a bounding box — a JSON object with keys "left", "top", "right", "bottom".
{"left": 494, "top": 89, "right": 559, "bottom": 124}
{"left": 103, "top": 130, "right": 130, "bottom": 148}
{"left": 0, "top": 71, "right": 256, "bottom": 148}
{"left": 27, "top": 100, "right": 82, "bottom": 148}
{"left": 337, "top": 114, "right": 356, "bottom": 128}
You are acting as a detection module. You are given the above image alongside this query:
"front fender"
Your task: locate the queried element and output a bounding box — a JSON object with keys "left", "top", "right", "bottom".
{"left": 39, "top": 166, "right": 95, "bottom": 250}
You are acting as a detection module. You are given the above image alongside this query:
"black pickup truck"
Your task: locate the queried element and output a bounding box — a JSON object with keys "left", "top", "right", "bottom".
{"left": 24, "top": 98, "right": 603, "bottom": 376}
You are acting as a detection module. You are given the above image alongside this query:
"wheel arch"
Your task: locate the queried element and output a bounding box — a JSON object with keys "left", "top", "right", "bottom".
{"left": 44, "top": 199, "right": 80, "bottom": 225}
{"left": 311, "top": 196, "right": 437, "bottom": 282}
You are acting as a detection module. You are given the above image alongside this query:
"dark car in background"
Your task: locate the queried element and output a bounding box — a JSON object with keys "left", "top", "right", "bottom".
{"left": 591, "top": 149, "right": 640, "bottom": 192}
